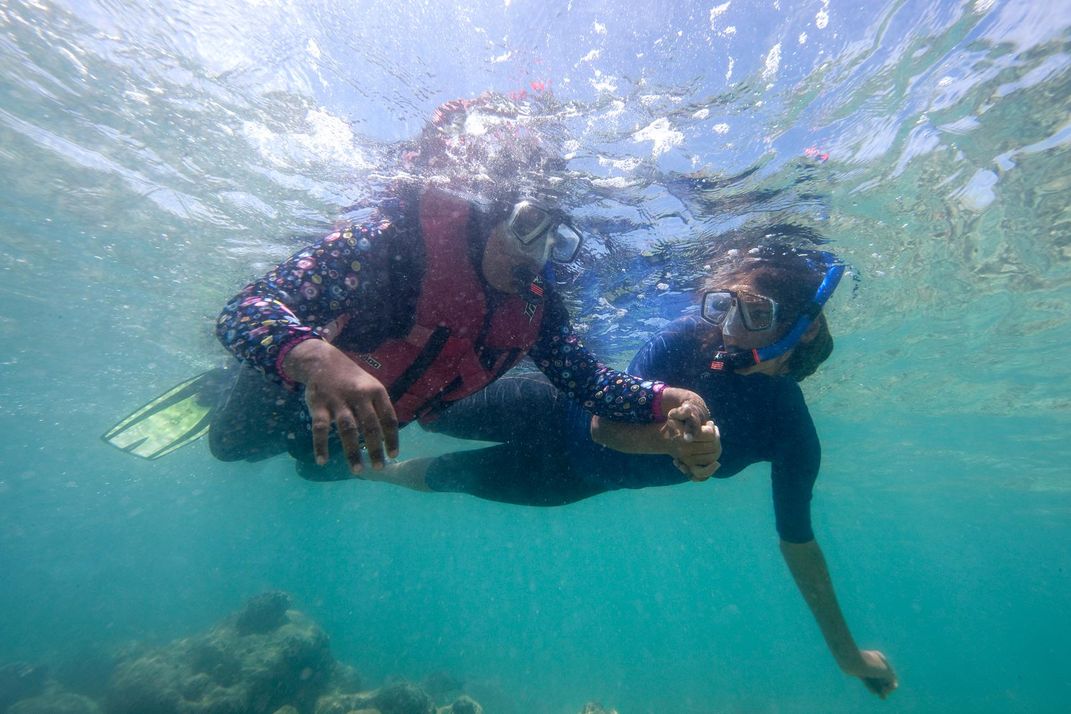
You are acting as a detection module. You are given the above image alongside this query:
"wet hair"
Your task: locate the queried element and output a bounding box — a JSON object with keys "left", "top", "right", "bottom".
{"left": 388, "top": 93, "right": 572, "bottom": 256}
{"left": 703, "top": 246, "right": 835, "bottom": 381}
{"left": 400, "top": 93, "right": 567, "bottom": 204}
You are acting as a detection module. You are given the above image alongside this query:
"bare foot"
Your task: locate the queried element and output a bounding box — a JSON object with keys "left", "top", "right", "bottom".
{"left": 364, "top": 457, "right": 434, "bottom": 491}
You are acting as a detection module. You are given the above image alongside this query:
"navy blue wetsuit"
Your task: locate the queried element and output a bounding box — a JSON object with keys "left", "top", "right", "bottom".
{"left": 425, "top": 316, "right": 820, "bottom": 543}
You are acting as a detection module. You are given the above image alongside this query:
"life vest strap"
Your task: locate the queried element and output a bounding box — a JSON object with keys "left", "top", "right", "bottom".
{"left": 386, "top": 326, "right": 452, "bottom": 403}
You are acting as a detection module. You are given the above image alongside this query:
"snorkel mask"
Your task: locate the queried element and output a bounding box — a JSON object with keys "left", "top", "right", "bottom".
{"left": 506, "top": 199, "right": 583, "bottom": 264}
{"left": 704, "top": 251, "right": 844, "bottom": 372}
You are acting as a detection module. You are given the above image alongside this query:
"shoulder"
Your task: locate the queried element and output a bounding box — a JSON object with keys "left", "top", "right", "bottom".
{"left": 628, "top": 315, "right": 712, "bottom": 378}
{"left": 648, "top": 315, "right": 709, "bottom": 352}
{"left": 763, "top": 377, "right": 819, "bottom": 456}
{"left": 346, "top": 198, "right": 424, "bottom": 261}
{"left": 771, "top": 376, "right": 810, "bottom": 413}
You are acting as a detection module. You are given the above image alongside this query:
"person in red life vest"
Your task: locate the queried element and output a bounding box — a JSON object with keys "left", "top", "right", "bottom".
{"left": 212, "top": 184, "right": 715, "bottom": 477}
{"left": 211, "top": 182, "right": 716, "bottom": 479}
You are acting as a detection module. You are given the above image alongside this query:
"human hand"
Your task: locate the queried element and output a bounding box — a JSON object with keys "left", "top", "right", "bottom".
{"left": 844, "top": 650, "right": 898, "bottom": 699}
{"left": 659, "top": 387, "right": 710, "bottom": 435}
{"left": 284, "top": 340, "right": 400, "bottom": 474}
{"left": 661, "top": 409, "right": 721, "bottom": 481}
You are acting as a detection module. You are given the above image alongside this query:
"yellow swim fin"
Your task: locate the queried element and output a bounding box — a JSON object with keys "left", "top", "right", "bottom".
{"left": 102, "top": 370, "right": 227, "bottom": 460}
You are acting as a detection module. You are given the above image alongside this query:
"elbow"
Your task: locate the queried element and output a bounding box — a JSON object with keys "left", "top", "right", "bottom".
{"left": 214, "top": 315, "right": 232, "bottom": 350}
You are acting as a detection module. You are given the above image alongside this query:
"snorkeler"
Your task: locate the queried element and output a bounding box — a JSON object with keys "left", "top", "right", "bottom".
{"left": 207, "top": 98, "right": 712, "bottom": 476}
{"left": 207, "top": 185, "right": 702, "bottom": 476}
{"left": 363, "top": 244, "right": 898, "bottom": 698}
{"left": 102, "top": 96, "right": 708, "bottom": 469}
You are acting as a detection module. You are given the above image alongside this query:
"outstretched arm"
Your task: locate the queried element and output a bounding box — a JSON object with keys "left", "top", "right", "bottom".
{"left": 529, "top": 293, "right": 709, "bottom": 425}
{"left": 779, "top": 539, "right": 898, "bottom": 698}
{"left": 590, "top": 408, "right": 721, "bottom": 480}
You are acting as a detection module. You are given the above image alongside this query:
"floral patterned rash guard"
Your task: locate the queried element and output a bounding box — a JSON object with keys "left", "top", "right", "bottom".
{"left": 216, "top": 198, "right": 666, "bottom": 426}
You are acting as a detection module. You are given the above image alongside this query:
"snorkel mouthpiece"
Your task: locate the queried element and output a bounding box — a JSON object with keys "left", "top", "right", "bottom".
{"left": 709, "top": 347, "right": 764, "bottom": 372}
{"left": 710, "top": 251, "right": 844, "bottom": 372}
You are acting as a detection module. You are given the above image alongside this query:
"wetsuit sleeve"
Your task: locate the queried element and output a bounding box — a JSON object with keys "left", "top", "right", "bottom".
{"left": 529, "top": 291, "right": 664, "bottom": 422}
{"left": 769, "top": 382, "right": 821, "bottom": 543}
{"left": 215, "top": 218, "right": 404, "bottom": 385}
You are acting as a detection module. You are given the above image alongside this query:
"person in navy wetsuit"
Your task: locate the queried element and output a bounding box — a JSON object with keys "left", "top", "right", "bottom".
{"left": 369, "top": 245, "right": 898, "bottom": 698}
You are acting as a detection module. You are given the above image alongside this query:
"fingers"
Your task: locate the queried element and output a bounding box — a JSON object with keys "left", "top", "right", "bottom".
{"left": 676, "top": 451, "right": 719, "bottom": 468}
{"left": 703, "top": 423, "right": 722, "bottom": 461}
{"left": 663, "top": 388, "right": 711, "bottom": 422}
{"left": 377, "top": 394, "right": 400, "bottom": 459}
{"left": 675, "top": 424, "right": 721, "bottom": 460}
{"left": 860, "top": 651, "right": 897, "bottom": 699}
{"left": 667, "top": 420, "right": 722, "bottom": 481}
{"left": 356, "top": 402, "right": 386, "bottom": 470}
{"left": 303, "top": 368, "right": 398, "bottom": 475}
{"left": 666, "top": 403, "right": 706, "bottom": 437}
{"left": 665, "top": 413, "right": 720, "bottom": 449}
{"left": 660, "top": 418, "right": 685, "bottom": 442}
{"left": 862, "top": 675, "right": 896, "bottom": 699}
{"left": 309, "top": 406, "right": 333, "bottom": 466}
{"left": 356, "top": 392, "right": 401, "bottom": 470}
{"left": 674, "top": 454, "right": 720, "bottom": 481}
{"left": 688, "top": 461, "right": 720, "bottom": 481}
{"left": 304, "top": 396, "right": 373, "bottom": 475}
{"left": 335, "top": 411, "right": 364, "bottom": 474}
{"left": 687, "top": 421, "right": 720, "bottom": 444}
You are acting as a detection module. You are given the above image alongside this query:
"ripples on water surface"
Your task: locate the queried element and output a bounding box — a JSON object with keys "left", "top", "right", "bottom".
{"left": 1, "top": 1, "right": 1069, "bottom": 712}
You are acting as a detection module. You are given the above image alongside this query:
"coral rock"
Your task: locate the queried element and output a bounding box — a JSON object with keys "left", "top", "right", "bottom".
{"left": 372, "top": 682, "right": 435, "bottom": 714}
{"left": 439, "top": 694, "right": 483, "bottom": 714}
{"left": 8, "top": 691, "right": 101, "bottom": 714}
{"left": 235, "top": 591, "right": 293, "bottom": 636}
{"left": 314, "top": 693, "right": 370, "bottom": 714}
{"left": 330, "top": 662, "right": 363, "bottom": 693}
{"left": 579, "top": 703, "right": 619, "bottom": 714}
{"left": 420, "top": 671, "right": 463, "bottom": 701}
{"left": 107, "top": 595, "right": 333, "bottom": 714}
{"left": 316, "top": 682, "right": 436, "bottom": 714}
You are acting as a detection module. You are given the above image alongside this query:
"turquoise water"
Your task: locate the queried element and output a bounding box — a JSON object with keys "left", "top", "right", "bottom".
{"left": 2, "top": 0, "right": 1070, "bottom": 712}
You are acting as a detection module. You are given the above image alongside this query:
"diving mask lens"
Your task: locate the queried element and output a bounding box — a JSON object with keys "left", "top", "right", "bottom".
{"left": 700, "top": 290, "right": 778, "bottom": 331}
{"left": 737, "top": 292, "right": 777, "bottom": 331}
{"left": 507, "top": 200, "right": 583, "bottom": 264}
{"left": 549, "top": 223, "right": 582, "bottom": 263}
{"left": 508, "top": 201, "right": 553, "bottom": 245}
{"left": 701, "top": 291, "right": 735, "bottom": 326}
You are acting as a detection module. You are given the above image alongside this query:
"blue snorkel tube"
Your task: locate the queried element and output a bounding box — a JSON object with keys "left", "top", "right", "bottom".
{"left": 710, "top": 251, "right": 844, "bottom": 372}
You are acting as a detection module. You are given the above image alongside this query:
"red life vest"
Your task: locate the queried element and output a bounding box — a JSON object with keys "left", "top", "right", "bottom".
{"left": 347, "top": 189, "right": 545, "bottom": 424}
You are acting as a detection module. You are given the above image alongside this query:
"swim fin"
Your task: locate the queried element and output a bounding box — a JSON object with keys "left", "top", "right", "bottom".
{"left": 102, "top": 369, "right": 231, "bottom": 460}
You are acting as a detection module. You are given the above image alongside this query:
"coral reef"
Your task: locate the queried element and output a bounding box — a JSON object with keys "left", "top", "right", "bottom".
{"left": 0, "top": 593, "right": 491, "bottom": 714}
{"left": 1, "top": 592, "right": 616, "bottom": 714}
{"left": 105, "top": 590, "right": 333, "bottom": 714}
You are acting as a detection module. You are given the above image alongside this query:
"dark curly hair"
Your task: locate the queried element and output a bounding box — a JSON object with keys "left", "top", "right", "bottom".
{"left": 702, "top": 246, "right": 835, "bottom": 381}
